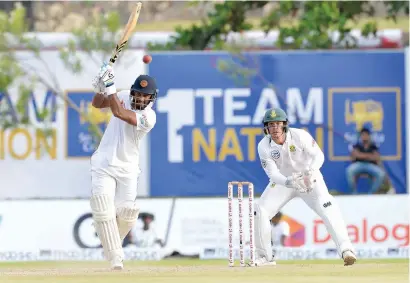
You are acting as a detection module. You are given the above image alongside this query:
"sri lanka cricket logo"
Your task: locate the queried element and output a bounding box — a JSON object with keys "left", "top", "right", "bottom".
{"left": 345, "top": 99, "right": 383, "bottom": 131}
{"left": 140, "top": 80, "right": 148, "bottom": 88}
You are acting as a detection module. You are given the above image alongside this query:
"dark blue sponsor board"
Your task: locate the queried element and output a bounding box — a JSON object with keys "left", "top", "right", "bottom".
{"left": 149, "top": 51, "right": 406, "bottom": 196}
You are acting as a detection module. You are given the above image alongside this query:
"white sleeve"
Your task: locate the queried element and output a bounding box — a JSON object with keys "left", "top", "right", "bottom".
{"left": 301, "top": 130, "right": 324, "bottom": 170}
{"left": 135, "top": 110, "right": 156, "bottom": 133}
{"left": 258, "top": 142, "right": 288, "bottom": 186}
{"left": 281, "top": 222, "right": 290, "bottom": 237}
{"left": 270, "top": 224, "right": 275, "bottom": 242}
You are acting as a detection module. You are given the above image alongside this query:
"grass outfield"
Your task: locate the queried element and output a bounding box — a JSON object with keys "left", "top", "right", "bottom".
{"left": 0, "top": 259, "right": 408, "bottom": 283}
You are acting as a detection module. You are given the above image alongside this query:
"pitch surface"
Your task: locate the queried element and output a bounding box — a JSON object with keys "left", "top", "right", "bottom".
{"left": 0, "top": 259, "right": 408, "bottom": 283}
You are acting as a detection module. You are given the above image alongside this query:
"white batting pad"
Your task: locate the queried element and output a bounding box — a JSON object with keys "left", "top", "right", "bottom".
{"left": 253, "top": 203, "right": 273, "bottom": 261}
{"left": 315, "top": 195, "right": 354, "bottom": 257}
{"left": 116, "top": 202, "right": 140, "bottom": 241}
{"left": 90, "top": 194, "right": 123, "bottom": 261}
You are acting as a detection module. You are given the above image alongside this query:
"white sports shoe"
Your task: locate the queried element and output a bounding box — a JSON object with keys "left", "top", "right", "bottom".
{"left": 110, "top": 255, "right": 124, "bottom": 270}
{"left": 342, "top": 250, "right": 357, "bottom": 266}
{"left": 252, "top": 257, "right": 277, "bottom": 267}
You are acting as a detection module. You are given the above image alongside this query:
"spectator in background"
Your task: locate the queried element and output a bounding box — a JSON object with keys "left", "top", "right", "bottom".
{"left": 346, "top": 128, "right": 386, "bottom": 194}
{"left": 128, "top": 213, "right": 164, "bottom": 248}
{"left": 270, "top": 212, "right": 289, "bottom": 247}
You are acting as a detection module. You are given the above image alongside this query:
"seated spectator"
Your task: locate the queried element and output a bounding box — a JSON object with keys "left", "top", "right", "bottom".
{"left": 128, "top": 213, "right": 164, "bottom": 248}
{"left": 346, "top": 128, "right": 386, "bottom": 194}
{"left": 270, "top": 212, "right": 289, "bottom": 246}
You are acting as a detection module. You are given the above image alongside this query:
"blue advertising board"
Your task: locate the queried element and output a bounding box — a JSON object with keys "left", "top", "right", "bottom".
{"left": 149, "top": 50, "right": 406, "bottom": 196}
{"left": 66, "top": 91, "right": 110, "bottom": 158}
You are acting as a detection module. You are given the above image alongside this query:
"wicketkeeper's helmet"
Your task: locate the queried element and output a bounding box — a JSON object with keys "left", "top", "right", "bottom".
{"left": 263, "top": 108, "right": 289, "bottom": 134}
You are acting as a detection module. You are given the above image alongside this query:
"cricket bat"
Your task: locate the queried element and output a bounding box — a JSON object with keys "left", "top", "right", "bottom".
{"left": 108, "top": 2, "right": 142, "bottom": 66}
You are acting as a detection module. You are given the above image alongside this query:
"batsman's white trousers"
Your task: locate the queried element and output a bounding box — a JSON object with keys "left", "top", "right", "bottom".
{"left": 91, "top": 168, "right": 138, "bottom": 206}
{"left": 259, "top": 175, "right": 353, "bottom": 256}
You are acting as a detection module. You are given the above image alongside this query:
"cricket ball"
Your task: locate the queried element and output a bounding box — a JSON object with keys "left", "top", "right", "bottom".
{"left": 143, "top": 55, "right": 152, "bottom": 64}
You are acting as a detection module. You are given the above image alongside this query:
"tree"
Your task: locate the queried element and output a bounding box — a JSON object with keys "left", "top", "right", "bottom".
{"left": 148, "top": 0, "right": 409, "bottom": 118}
{"left": 148, "top": 0, "right": 408, "bottom": 120}
{"left": 148, "top": 1, "right": 409, "bottom": 51}
{"left": 0, "top": 3, "right": 125, "bottom": 157}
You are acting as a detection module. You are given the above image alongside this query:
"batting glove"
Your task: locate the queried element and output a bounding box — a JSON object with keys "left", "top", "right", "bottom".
{"left": 98, "top": 62, "right": 116, "bottom": 95}
{"left": 92, "top": 75, "right": 106, "bottom": 94}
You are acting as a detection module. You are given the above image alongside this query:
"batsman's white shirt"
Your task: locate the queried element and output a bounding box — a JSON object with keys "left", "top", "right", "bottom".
{"left": 257, "top": 128, "right": 325, "bottom": 185}
{"left": 91, "top": 90, "right": 156, "bottom": 177}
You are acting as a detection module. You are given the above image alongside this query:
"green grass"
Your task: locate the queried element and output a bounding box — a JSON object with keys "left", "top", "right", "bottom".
{"left": 135, "top": 17, "right": 409, "bottom": 32}
{"left": 0, "top": 258, "right": 407, "bottom": 266}
{"left": 0, "top": 259, "right": 408, "bottom": 283}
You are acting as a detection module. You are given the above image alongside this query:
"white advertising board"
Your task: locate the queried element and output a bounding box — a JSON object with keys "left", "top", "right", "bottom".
{"left": 0, "top": 248, "right": 165, "bottom": 261}
{"left": 29, "top": 30, "right": 404, "bottom": 49}
{"left": 0, "top": 195, "right": 407, "bottom": 261}
{"left": 0, "top": 50, "right": 149, "bottom": 199}
{"left": 0, "top": 198, "right": 174, "bottom": 251}
{"left": 168, "top": 195, "right": 409, "bottom": 255}
{"left": 200, "top": 246, "right": 409, "bottom": 261}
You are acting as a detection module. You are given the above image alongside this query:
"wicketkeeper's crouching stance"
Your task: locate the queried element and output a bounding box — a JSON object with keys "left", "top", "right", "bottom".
{"left": 253, "top": 108, "right": 356, "bottom": 267}
{"left": 90, "top": 63, "right": 157, "bottom": 270}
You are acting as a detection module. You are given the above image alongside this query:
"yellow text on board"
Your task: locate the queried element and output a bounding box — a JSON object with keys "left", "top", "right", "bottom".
{"left": 0, "top": 128, "right": 57, "bottom": 160}
{"left": 192, "top": 127, "right": 324, "bottom": 162}
{"left": 0, "top": 91, "right": 57, "bottom": 160}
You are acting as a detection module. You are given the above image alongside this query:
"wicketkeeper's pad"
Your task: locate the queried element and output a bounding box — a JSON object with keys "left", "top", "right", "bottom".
{"left": 254, "top": 204, "right": 273, "bottom": 261}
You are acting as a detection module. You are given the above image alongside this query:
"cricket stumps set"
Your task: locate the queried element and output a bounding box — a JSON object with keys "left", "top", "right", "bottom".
{"left": 228, "top": 181, "right": 256, "bottom": 267}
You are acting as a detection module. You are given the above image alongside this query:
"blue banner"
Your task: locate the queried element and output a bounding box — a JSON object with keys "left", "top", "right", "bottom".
{"left": 66, "top": 91, "right": 110, "bottom": 158}
{"left": 149, "top": 50, "right": 406, "bottom": 196}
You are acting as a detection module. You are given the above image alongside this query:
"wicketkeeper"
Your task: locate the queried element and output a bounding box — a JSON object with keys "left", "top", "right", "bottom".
{"left": 253, "top": 107, "right": 356, "bottom": 266}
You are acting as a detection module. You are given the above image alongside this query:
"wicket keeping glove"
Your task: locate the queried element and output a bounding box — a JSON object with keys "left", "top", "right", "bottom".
{"left": 285, "top": 172, "right": 314, "bottom": 193}
{"left": 285, "top": 172, "right": 303, "bottom": 190}
{"left": 300, "top": 169, "right": 317, "bottom": 192}
{"left": 98, "top": 62, "right": 116, "bottom": 95}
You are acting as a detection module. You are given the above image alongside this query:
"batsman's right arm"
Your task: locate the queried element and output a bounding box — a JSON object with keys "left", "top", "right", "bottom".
{"left": 108, "top": 93, "right": 138, "bottom": 126}
{"left": 92, "top": 92, "right": 110, "bottom": 108}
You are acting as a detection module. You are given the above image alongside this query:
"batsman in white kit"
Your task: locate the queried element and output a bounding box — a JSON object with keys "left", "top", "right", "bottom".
{"left": 253, "top": 108, "right": 356, "bottom": 266}
{"left": 90, "top": 63, "right": 157, "bottom": 270}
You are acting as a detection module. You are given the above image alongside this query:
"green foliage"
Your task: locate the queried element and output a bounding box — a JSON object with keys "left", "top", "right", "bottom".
{"left": 148, "top": 1, "right": 409, "bottom": 51}
{"left": 0, "top": 55, "right": 23, "bottom": 91}
{"left": 0, "top": 3, "right": 32, "bottom": 128}
{"left": 149, "top": 1, "right": 267, "bottom": 51}
{"left": 60, "top": 11, "right": 121, "bottom": 72}
{"left": 59, "top": 39, "right": 82, "bottom": 73}
{"left": 214, "top": 43, "right": 258, "bottom": 87}
{"left": 0, "top": 3, "right": 124, "bottom": 155}
{"left": 384, "top": 1, "right": 410, "bottom": 22}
